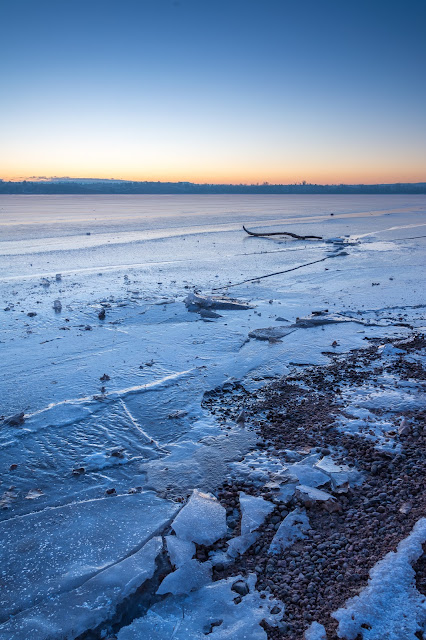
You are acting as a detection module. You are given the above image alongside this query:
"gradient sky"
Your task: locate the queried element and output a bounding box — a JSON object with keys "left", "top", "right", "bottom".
{"left": 1, "top": 0, "right": 425, "bottom": 184}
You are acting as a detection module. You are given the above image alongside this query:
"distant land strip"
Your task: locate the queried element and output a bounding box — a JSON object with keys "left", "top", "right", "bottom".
{"left": 0, "top": 179, "right": 425, "bottom": 195}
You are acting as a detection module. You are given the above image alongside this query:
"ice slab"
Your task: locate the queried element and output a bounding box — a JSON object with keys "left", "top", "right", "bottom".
{"left": 157, "top": 559, "right": 212, "bottom": 595}
{"left": 315, "top": 456, "right": 362, "bottom": 488}
{"left": 305, "top": 621, "right": 327, "bottom": 639}
{"left": 227, "top": 532, "right": 260, "bottom": 558}
{"left": 171, "top": 489, "right": 227, "bottom": 545}
{"left": 269, "top": 508, "right": 311, "bottom": 554}
{"left": 185, "top": 292, "right": 254, "bottom": 311}
{"left": 285, "top": 463, "right": 330, "bottom": 488}
{"left": 332, "top": 517, "right": 426, "bottom": 639}
{"left": 145, "top": 424, "right": 257, "bottom": 496}
{"left": 239, "top": 491, "right": 275, "bottom": 535}
{"left": 0, "top": 536, "right": 162, "bottom": 640}
{"left": 117, "top": 573, "right": 284, "bottom": 640}
{"left": 0, "top": 493, "right": 178, "bottom": 622}
{"left": 165, "top": 535, "right": 195, "bottom": 568}
{"left": 296, "top": 485, "right": 341, "bottom": 509}
{"left": 248, "top": 326, "right": 296, "bottom": 341}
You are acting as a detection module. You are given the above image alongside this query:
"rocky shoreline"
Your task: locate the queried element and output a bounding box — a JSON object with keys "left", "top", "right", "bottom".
{"left": 201, "top": 332, "right": 426, "bottom": 638}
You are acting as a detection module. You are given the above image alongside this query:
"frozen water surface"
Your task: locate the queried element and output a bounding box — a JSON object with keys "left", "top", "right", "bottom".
{"left": 1, "top": 194, "right": 425, "bottom": 636}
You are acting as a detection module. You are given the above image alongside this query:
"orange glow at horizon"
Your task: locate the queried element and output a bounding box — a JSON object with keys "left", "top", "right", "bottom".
{"left": 2, "top": 167, "right": 425, "bottom": 185}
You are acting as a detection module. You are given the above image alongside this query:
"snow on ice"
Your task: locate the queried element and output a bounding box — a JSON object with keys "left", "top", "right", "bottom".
{"left": 332, "top": 518, "right": 426, "bottom": 640}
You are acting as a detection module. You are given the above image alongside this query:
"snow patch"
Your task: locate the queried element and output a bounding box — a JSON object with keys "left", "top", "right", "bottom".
{"left": 332, "top": 517, "right": 426, "bottom": 639}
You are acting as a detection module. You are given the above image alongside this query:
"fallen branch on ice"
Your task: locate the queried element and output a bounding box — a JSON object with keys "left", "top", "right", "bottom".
{"left": 243, "top": 225, "right": 323, "bottom": 240}
{"left": 212, "top": 256, "right": 330, "bottom": 290}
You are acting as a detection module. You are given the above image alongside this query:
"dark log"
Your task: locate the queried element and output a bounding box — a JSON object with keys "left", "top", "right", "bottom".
{"left": 243, "top": 225, "right": 323, "bottom": 240}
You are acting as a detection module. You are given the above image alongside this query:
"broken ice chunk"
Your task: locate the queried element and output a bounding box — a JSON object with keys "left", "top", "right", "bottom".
{"left": 296, "top": 485, "right": 342, "bottom": 512}
{"left": 184, "top": 292, "right": 253, "bottom": 311}
{"left": 227, "top": 532, "right": 260, "bottom": 558}
{"left": 156, "top": 559, "right": 212, "bottom": 595}
{"left": 239, "top": 492, "right": 275, "bottom": 535}
{"left": 0, "top": 537, "right": 164, "bottom": 640}
{"left": 269, "top": 508, "right": 310, "bottom": 554}
{"left": 305, "top": 621, "right": 327, "bottom": 639}
{"left": 248, "top": 326, "right": 295, "bottom": 341}
{"left": 171, "top": 489, "right": 227, "bottom": 545}
{"left": 165, "top": 535, "right": 195, "bottom": 568}
{"left": 117, "top": 573, "right": 284, "bottom": 640}
{"left": 314, "top": 456, "right": 362, "bottom": 488}
{"left": 284, "top": 462, "right": 330, "bottom": 488}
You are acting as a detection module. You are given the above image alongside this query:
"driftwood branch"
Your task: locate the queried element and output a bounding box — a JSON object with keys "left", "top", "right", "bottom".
{"left": 212, "top": 256, "right": 330, "bottom": 290}
{"left": 243, "top": 225, "right": 323, "bottom": 240}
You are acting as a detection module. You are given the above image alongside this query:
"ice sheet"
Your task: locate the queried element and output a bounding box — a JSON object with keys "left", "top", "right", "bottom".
{"left": 117, "top": 573, "right": 284, "bottom": 640}
{"left": 0, "top": 493, "right": 178, "bottom": 621}
{"left": 0, "top": 536, "right": 163, "bottom": 640}
{"left": 1, "top": 194, "right": 426, "bottom": 637}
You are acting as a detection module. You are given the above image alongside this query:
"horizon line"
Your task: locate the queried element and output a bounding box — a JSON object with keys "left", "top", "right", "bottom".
{"left": 1, "top": 177, "right": 426, "bottom": 187}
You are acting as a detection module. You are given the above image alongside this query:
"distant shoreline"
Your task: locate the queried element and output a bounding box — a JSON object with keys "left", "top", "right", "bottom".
{"left": 1, "top": 180, "right": 425, "bottom": 195}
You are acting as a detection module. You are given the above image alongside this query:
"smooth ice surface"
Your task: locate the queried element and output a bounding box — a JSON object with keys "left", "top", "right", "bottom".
{"left": 239, "top": 491, "right": 275, "bottom": 535}
{"left": 332, "top": 518, "right": 426, "bottom": 640}
{"left": 157, "top": 559, "right": 212, "bottom": 595}
{"left": 145, "top": 421, "right": 257, "bottom": 496}
{"left": 171, "top": 489, "right": 227, "bottom": 545}
{"left": 117, "top": 573, "right": 284, "bottom": 640}
{"left": 0, "top": 536, "right": 162, "bottom": 640}
{"left": 0, "top": 493, "right": 177, "bottom": 622}
{"left": 269, "top": 508, "right": 311, "bottom": 554}
{"left": 165, "top": 535, "right": 195, "bottom": 568}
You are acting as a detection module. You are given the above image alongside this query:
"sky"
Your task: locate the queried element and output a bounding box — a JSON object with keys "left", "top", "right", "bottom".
{"left": 1, "top": 0, "right": 425, "bottom": 184}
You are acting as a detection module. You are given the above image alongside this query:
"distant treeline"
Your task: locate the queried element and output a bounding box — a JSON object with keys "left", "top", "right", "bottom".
{"left": 0, "top": 180, "right": 425, "bottom": 195}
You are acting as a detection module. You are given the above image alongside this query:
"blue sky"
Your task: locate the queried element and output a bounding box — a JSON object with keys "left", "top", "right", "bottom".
{"left": 1, "top": 0, "right": 425, "bottom": 183}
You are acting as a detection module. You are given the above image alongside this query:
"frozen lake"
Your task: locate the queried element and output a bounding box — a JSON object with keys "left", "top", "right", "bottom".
{"left": 1, "top": 194, "right": 425, "bottom": 638}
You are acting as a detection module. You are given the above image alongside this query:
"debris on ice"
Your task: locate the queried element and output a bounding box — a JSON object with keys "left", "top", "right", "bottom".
{"left": 2, "top": 411, "right": 25, "bottom": 426}
{"left": 185, "top": 291, "right": 253, "bottom": 311}
{"left": 332, "top": 517, "right": 426, "bottom": 640}
{"left": 171, "top": 489, "right": 227, "bottom": 545}
{"left": 248, "top": 326, "right": 296, "bottom": 341}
